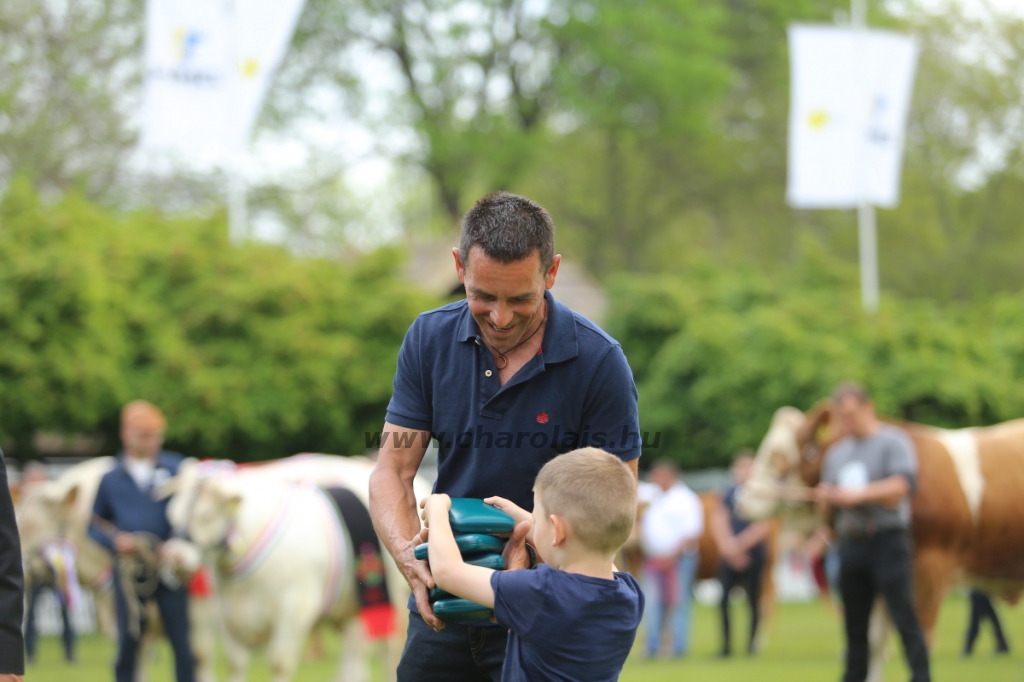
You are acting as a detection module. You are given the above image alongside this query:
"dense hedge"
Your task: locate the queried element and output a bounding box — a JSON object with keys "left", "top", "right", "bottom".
{"left": 0, "top": 179, "right": 438, "bottom": 461}
{"left": 606, "top": 252, "right": 1024, "bottom": 469}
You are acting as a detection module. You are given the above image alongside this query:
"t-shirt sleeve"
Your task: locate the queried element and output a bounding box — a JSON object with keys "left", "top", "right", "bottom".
{"left": 491, "top": 566, "right": 549, "bottom": 635}
{"left": 884, "top": 430, "right": 918, "bottom": 493}
{"left": 821, "top": 447, "right": 840, "bottom": 486}
{"left": 384, "top": 317, "right": 433, "bottom": 432}
{"left": 581, "top": 345, "right": 641, "bottom": 461}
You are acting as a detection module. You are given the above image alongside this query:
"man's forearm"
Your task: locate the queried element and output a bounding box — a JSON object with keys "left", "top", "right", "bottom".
{"left": 855, "top": 475, "right": 909, "bottom": 508}
{"left": 369, "top": 466, "right": 422, "bottom": 558}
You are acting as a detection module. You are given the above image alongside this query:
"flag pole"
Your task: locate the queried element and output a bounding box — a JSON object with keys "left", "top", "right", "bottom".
{"left": 852, "top": 0, "right": 879, "bottom": 313}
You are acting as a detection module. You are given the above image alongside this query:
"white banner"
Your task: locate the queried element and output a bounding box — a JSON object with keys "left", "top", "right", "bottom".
{"left": 231, "top": 0, "right": 308, "bottom": 151}
{"left": 786, "top": 25, "right": 919, "bottom": 209}
{"left": 140, "top": 0, "right": 306, "bottom": 159}
{"left": 140, "top": 0, "right": 234, "bottom": 159}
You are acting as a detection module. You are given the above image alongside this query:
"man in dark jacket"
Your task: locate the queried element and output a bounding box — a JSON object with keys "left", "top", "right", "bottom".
{"left": 0, "top": 447, "right": 25, "bottom": 682}
{"left": 89, "top": 401, "right": 195, "bottom": 682}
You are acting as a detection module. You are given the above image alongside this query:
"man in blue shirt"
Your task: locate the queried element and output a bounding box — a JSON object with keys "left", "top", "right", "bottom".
{"left": 88, "top": 401, "right": 195, "bottom": 682}
{"left": 369, "top": 191, "right": 642, "bottom": 681}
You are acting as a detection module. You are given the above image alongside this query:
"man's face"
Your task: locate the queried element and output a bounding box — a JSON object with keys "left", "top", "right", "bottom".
{"left": 455, "top": 245, "right": 559, "bottom": 351}
{"left": 731, "top": 457, "right": 753, "bottom": 485}
{"left": 835, "top": 395, "right": 874, "bottom": 438}
{"left": 649, "top": 465, "right": 675, "bottom": 492}
{"left": 121, "top": 420, "right": 164, "bottom": 460}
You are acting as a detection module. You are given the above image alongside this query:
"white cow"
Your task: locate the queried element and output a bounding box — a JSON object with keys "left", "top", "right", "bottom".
{"left": 15, "top": 457, "right": 218, "bottom": 682}
{"left": 161, "top": 454, "right": 429, "bottom": 682}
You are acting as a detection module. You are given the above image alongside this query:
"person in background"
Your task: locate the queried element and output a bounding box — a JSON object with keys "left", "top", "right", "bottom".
{"left": 815, "top": 382, "right": 930, "bottom": 682}
{"left": 638, "top": 458, "right": 703, "bottom": 659}
{"left": 88, "top": 401, "right": 195, "bottom": 682}
{"left": 963, "top": 589, "right": 1010, "bottom": 657}
{"left": 0, "top": 447, "right": 25, "bottom": 682}
{"left": 20, "top": 463, "right": 78, "bottom": 664}
{"left": 711, "top": 451, "right": 773, "bottom": 657}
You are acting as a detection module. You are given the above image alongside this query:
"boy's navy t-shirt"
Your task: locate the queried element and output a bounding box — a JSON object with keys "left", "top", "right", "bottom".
{"left": 491, "top": 564, "right": 644, "bottom": 682}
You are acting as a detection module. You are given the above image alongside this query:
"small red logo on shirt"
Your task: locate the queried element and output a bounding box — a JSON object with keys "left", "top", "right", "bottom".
{"left": 536, "top": 412, "right": 549, "bottom": 424}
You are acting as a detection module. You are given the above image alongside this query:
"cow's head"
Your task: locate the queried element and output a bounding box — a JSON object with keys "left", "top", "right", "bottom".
{"left": 157, "top": 459, "right": 241, "bottom": 552}
{"left": 736, "top": 407, "right": 806, "bottom": 519}
{"left": 736, "top": 400, "right": 840, "bottom": 520}
{"left": 16, "top": 483, "right": 79, "bottom": 554}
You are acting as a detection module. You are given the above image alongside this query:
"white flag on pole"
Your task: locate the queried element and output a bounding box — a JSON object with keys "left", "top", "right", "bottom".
{"left": 140, "top": 0, "right": 306, "bottom": 159}
{"left": 140, "top": 0, "right": 234, "bottom": 158}
{"left": 786, "top": 25, "right": 919, "bottom": 209}
{"left": 230, "top": 0, "right": 308, "bottom": 151}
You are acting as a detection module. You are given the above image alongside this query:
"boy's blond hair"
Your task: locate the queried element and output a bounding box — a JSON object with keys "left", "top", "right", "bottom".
{"left": 534, "top": 447, "right": 637, "bottom": 554}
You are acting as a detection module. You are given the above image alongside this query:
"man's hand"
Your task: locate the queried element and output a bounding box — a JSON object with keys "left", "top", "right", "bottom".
{"left": 815, "top": 483, "right": 862, "bottom": 509}
{"left": 0, "top": 674, "right": 23, "bottom": 682}
{"left": 726, "top": 551, "right": 751, "bottom": 571}
{"left": 483, "top": 496, "right": 531, "bottom": 526}
{"left": 502, "top": 520, "right": 533, "bottom": 571}
{"left": 394, "top": 532, "right": 444, "bottom": 631}
{"left": 114, "top": 532, "right": 138, "bottom": 555}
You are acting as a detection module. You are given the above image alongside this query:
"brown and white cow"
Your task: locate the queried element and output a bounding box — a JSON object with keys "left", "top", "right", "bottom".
{"left": 738, "top": 402, "right": 1024, "bottom": 676}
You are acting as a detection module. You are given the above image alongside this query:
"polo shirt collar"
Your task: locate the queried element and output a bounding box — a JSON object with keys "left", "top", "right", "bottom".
{"left": 458, "top": 289, "right": 579, "bottom": 364}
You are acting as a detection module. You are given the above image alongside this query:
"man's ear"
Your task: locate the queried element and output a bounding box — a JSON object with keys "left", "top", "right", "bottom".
{"left": 453, "top": 247, "right": 466, "bottom": 284}
{"left": 544, "top": 254, "right": 561, "bottom": 289}
{"left": 550, "top": 514, "right": 568, "bottom": 547}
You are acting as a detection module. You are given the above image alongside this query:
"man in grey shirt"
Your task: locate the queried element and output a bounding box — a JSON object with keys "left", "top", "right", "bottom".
{"left": 816, "top": 383, "right": 930, "bottom": 682}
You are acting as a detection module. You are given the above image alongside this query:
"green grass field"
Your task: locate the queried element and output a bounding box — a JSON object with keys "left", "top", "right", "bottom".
{"left": 26, "top": 594, "right": 1024, "bottom": 681}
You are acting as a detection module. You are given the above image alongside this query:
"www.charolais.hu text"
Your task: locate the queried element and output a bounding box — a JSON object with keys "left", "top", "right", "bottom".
{"left": 365, "top": 426, "right": 661, "bottom": 450}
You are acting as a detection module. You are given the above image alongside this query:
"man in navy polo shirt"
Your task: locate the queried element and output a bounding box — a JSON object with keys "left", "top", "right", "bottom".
{"left": 369, "top": 191, "right": 642, "bottom": 681}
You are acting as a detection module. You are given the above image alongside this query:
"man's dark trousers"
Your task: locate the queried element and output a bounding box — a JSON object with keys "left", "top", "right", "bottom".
{"left": 25, "top": 584, "right": 75, "bottom": 662}
{"left": 839, "top": 529, "right": 930, "bottom": 682}
{"left": 397, "top": 611, "right": 507, "bottom": 682}
{"left": 718, "top": 552, "right": 764, "bottom": 656}
{"left": 114, "top": 577, "right": 195, "bottom": 682}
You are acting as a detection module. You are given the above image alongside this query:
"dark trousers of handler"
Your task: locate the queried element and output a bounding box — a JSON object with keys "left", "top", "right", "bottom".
{"left": 839, "top": 529, "right": 930, "bottom": 682}
{"left": 114, "top": 578, "right": 195, "bottom": 682}
{"left": 397, "top": 612, "right": 507, "bottom": 682}
{"left": 963, "top": 589, "right": 1009, "bottom": 655}
{"left": 718, "top": 551, "right": 764, "bottom": 656}
{"left": 24, "top": 584, "right": 75, "bottom": 662}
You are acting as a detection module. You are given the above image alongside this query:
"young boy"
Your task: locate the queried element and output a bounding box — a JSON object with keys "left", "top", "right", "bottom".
{"left": 421, "top": 447, "right": 644, "bottom": 682}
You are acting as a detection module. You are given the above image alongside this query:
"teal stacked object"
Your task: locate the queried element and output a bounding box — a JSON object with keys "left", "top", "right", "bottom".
{"left": 419, "top": 499, "right": 515, "bottom": 622}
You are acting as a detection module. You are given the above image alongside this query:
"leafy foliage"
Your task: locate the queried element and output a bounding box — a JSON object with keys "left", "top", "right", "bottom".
{"left": 607, "top": 254, "right": 1024, "bottom": 469}
{"left": 0, "top": 179, "right": 438, "bottom": 460}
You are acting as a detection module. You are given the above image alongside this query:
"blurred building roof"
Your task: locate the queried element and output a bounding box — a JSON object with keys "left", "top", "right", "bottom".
{"left": 402, "top": 235, "right": 607, "bottom": 323}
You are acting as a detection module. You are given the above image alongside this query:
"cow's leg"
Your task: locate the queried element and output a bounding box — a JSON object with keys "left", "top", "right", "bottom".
{"left": 334, "top": 619, "right": 371, "bottom": 682}
{"left": 865, "top": 599, "right": 889, "bottom": 682}
{"left": 221, "top": 627, "right": 251, "bottom": 682}
{"left": 189, "top": 595, "right": 218, "bottom": 682}
{"left": 911, "top": 547, "right": 956, "bottom": 648}
{"left": 265, "top": 603, "right": 319, "bottom": 682}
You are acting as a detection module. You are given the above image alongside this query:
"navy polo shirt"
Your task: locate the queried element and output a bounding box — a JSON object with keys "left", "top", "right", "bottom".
{"left": 386, "top": 289, "right": 641, "bottom": 512}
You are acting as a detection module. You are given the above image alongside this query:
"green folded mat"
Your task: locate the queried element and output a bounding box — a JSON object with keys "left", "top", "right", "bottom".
{"left": 429, "top": 586, "right": 453, "bottom": 601}
{"left": 465, "top": 553, "right": 505, "bottom": 570}
{"left": 433, "top": 597, "right": 493, "bottom": 622}
{"left": 448, "top": 498, "right": 516, "bottom": 534}
{"left": 414, "top": 533, "right": 505, "bottom": 561}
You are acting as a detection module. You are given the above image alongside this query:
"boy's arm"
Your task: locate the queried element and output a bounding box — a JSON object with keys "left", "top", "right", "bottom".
{"left": 423, "top": 495, "right": 497, "bottom": 608}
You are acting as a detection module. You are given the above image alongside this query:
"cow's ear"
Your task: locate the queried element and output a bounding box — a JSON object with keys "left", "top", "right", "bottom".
{"left": 153, "top": 475, "right": 181, "bottom": 500}
{"left": 61, "top": 484, "right": 78, "bottom": 509}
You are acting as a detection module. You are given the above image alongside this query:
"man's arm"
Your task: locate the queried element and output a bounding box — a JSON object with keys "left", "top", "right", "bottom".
{"left": 735, "top": 520, "right": 773, "bottom": 552}
{"left": 87, "top": 478, "right": 118, "bottom": 554}
{"left": 368, "top": 422, "right": 444, "bottom": 628}
{"left": 423, "top": 495, "right": 497, "bottom": 608}
{"left": 0, "top": 451, "right": 25, "bottom": 678}
{"left": 816, "top": 475, "right": 909, "bottom": 509}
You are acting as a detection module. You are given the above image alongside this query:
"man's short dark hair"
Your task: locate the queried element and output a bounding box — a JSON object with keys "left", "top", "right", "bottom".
{"left": 460, "top": 192, "right": 555, "bottom": 272}
{"left": 650, "top": 457, "right": 679, "bottom": 474}
{"left": 832, "top": 381, "right": 870, "bottom": 405}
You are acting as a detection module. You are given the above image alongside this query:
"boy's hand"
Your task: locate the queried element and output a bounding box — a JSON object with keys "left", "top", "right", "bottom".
{"left": 419, "top": 494, "right": 452, "bottom": 526}
{"left": 484, "top": 496, "right": 531, "bottom": 526}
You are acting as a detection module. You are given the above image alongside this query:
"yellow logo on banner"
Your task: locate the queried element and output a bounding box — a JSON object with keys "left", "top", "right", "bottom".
{"left": 807, "top": 109, "right": 830, "bottom": 130}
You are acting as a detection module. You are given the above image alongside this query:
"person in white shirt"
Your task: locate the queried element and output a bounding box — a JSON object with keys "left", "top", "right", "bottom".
{"left": 639, "top": 459, "right": 704, "bottom": 658}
